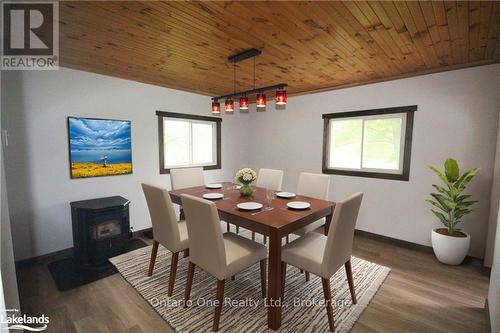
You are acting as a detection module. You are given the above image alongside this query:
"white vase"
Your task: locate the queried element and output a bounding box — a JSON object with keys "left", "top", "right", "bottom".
{"left": 431, "top": 228, "right": 470, "bottom": 265}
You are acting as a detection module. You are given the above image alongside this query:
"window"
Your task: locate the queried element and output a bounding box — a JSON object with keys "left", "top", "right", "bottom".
{"left": 156, "top": 111, "right": 221, "bottom": 174}
{"left": 322, "top": 105, "right": 416, "bottom": 181}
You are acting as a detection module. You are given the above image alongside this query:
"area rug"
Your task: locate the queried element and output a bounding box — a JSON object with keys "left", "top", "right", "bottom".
{"left": 110, "top": 231, "right": 390, "bottom": 332}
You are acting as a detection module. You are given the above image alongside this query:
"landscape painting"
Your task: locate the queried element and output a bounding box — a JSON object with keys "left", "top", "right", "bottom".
{"left": 68, "top": 117, "right": 132, "bottom": 178}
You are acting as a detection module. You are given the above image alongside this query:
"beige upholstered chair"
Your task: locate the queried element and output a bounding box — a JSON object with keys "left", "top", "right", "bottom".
{"left": 293, "top": 172, "right": 331, "bottom": 236}
{"left": 252, "top": 168, "right": 284, "bottom": 242}
{"left": 170, "top": 167, "right": 235, "bottom": 233}
{"left": 141, "top": 183, "right": 189, "bottom": 297}
{"left": 181, "top": 194, "right": 267, "bottom": 331}
{"left": 281, "top": 192, "right": 363, "bottom": 332}
{"left": 256, "top": 168, "right": 284, "bottom": 192}
{"left": 169, "top": 167, "right": 205, "bottom": 190}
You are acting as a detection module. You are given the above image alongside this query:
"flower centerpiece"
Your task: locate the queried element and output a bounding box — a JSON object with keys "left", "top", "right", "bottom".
{"left": 235, "top": 168, "right": 257, "bottom": 197}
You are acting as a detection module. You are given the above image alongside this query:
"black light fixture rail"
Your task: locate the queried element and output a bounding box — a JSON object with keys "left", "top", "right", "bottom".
{"left": 228, "top": 48, "right": 262, "bottom": 63}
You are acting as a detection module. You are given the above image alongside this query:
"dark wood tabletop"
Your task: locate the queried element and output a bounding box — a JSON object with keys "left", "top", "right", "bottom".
{"left": 169, "top": 182, "right": 336, "bottom": 330}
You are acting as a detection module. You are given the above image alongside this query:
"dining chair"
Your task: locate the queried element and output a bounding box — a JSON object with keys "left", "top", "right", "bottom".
{"left": 294, "top": 172, "right": 331, "bottom": 236}
{"left": 181, "top": 194, "right": 267, "bottom": 331}
{"left": 253, "top": 168, "right": 284, "bottom": 243}
{"left": 169, "top": 167, "right": 205, "bottom": 191}
{"left": 170, "top": 167, "right": 235, "bottom": 233}
{"left": 281, "top": 192, "right": 363, "bottom": 332}
{"left": 141, "top": 183, "right": 189, "bottom": 297}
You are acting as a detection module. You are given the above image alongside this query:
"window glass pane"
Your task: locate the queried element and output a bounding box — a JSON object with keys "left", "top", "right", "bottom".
{"left": 362, "top": 117, "right": 402, "bottom": 170}
{"left": 329, "top": 119, "right": 362, "bottom": 169}
{"left": 192, "top": 122, "right": 214, "bottom": 164}
{"left": 164, "top": 119, "right": 190, "bottom": 167}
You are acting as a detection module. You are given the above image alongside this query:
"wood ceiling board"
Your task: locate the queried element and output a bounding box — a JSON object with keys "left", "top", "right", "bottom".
{"left": 59, "top": 1, "right": 500, "bottom": 97}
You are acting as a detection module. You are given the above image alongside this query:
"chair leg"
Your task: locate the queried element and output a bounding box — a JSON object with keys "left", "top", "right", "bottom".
{"left": 321, "top": 278, "right": 335, "bottom": 332}
{"left": 305, "top": 271, "right": 310, "bottom": 282}
{"left": 260, "top": 259, "right": 267, "bottom": 298}
{"left": 252, "top": 231, "right": 255, "bottom": 241}
{"left": 213, "top": 279, "right": 225, "bottom": 331}
{"left": 231, "top": 275, "right": 235, "bottom": 281}
{"left": 345, "top": 260, "right": 357, "bottom": 304}
{"left": 281, "top": 261, "right": 287, "bottom": 300}
{"left": 184, "top": 262, "right": 195, "bottom": 307}
{"left": 300, "top": 269, "right": 304, "bottom": 274}
{"left": 226, "top": 222, "right": 230, "bottom": 232}
{"left": 168, "top": 252, "right": 179, "bottom": 297}
{"left": 263, "top": 235, "right": 267, "bottom": 244}
{"left": 183, "top": 249, "right": 189, "bottom": 258}
{"left": 236, "top": 226, "right": 240, "bottom": 234}
{"left": 286, "top": 235, "right": 290, "bottom": 244}
{"left": 148, "top": 240, "right": 159, "bottom": 276}
{"left": 179, "top": 208, "right": 185, "bottom": 220}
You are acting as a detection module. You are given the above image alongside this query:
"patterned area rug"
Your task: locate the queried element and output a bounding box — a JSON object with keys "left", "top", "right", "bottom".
{"left": 110, "top": 230, "right": 390, "bottom": 332}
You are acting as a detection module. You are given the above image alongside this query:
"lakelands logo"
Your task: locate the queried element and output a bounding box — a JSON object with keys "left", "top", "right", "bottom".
{"left": 1, "top": 309, "right": 49, "bottom": 331}
{"left": 1, "top": 1, "right": 59, "bottom": 70}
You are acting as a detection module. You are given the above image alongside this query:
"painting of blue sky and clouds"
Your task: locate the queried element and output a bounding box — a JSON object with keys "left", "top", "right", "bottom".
{"left": 68, "top": 117, "right": 132, "bottom": 178}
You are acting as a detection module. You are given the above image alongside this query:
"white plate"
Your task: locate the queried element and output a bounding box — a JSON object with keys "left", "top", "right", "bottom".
{"left": 206, "top": 183, "right": 223, "bottom": 189}
{"left": 287, "top": 201, "right": 311, "bottom": 210}
{"left": 276, "top": 191, "right": 296, "bottom": 199}
{"left": 202, "top": 193, "right": 224, "bottom": 200}
{"left": 237, "top": 202, "right": 263, "bottom": 211}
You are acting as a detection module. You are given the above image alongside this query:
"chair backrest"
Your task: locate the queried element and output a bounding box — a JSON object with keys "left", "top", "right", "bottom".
{"left": 170, "top": 167, "right": 204, "bottom": 190}
{"left": 322, "top": 192, "right": 363, "bottom": 278}
{"left": 297, "top": 172, "right": 330, "bottom": 200}
{"left": 256, "top": 168, "right": 284, "bottom": 191}
{"left": 181, "top": 194, "right": 226, "bottom": 280}
{"left": 141, "top": 183, "right": 182, "bottom": 252}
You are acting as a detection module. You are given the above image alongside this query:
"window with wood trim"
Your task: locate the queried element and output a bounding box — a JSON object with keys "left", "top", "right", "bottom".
{"left": 156, "top": 111, "right": 221, "bottom": 174}
{"left": 322, "top": 105, "right": 416, "bottom": 181}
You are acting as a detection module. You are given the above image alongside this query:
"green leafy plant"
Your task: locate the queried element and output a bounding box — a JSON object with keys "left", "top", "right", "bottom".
{"left": 427, "top": 158, "right": 479, "bottom": 235}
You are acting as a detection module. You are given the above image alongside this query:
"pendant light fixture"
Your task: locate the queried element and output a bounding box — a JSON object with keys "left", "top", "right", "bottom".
{"left": 225, "top": 63, "right": 236, "bottom": 114}
{"left": 211, "top": 48, "right": 287, "bottom": 114}
{"left": 239, "top": 96, "right": 249, "bottom": 111}
{"left": 275, "top": 88, "right": 287, "bottom": 105}
{"left": 256, "top": 93, "right": 266, "bottom": 108}
{"left": 254, "top": 56, "right": 266, "bottom": 112}
{"left": 212, "top": 101, "right": 221, "bottom": 114}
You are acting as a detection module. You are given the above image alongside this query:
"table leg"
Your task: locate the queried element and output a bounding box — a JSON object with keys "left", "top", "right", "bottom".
{"left": 267, "top": 229, "right": 282, "bottom": 330}
{"left": 324, "top": 211, "right": 334, "bottom": 236}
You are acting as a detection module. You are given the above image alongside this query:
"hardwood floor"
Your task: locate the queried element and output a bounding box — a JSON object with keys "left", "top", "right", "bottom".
{"left": 16, "top": 233, "right": 489, "bottom": 332}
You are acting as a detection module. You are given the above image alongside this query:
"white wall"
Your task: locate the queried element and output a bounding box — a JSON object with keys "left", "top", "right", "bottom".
{"left": 1, "top": 68, "right": 250, "bottom": 261}
{"left": 246, "top": 64, "right": 500, "bottom": 258}
{"left": 0, "top": 70, "right": 20, "bottom": 325}
{"left": 2, "top": 64, "right": 499, "bottom": 261}
{"left": 489, "top": 205, "right": 500, "bottom": 333}
{"left": 486, "top": 114, "right": 500, "bottom": 267}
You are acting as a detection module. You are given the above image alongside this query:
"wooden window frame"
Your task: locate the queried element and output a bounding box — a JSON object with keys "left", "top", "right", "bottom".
{"left": 322, "top": 105, "right": 417, "bottom": 181}
{"left": 156, "top": 111, "right": 222, "bottom": 174}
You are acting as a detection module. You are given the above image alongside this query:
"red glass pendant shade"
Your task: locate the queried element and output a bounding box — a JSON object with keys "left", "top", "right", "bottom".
{"left": 256, "top": 93, "right": 266, "bottom": 107}
{"left": 225, "top": 99, "right": 234, "bottom": 113}
{"left": 275, "top": 89, "right": 287, "bottom": 105}
{"left": 212, "top": 102, "right": 220, "bottom": 114}
{"left": 239, "top": 96, "right": 249, "bottom": 110}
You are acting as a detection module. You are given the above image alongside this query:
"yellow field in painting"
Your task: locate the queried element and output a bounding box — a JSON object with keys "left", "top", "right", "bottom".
{"left": 71, "top": 162, "right": 132, "bottom": 178}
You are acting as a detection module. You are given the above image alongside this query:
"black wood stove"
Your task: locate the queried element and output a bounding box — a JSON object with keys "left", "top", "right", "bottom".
{"left": 70, "top": 196, "right": 131, "bottom": 269}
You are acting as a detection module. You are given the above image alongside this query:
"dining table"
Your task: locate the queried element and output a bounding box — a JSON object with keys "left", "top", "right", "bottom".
{"left": 169, "top": 182, "right": 336, "bottom": 330}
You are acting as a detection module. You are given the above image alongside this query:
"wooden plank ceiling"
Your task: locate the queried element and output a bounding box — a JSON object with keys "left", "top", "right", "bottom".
{"left": 60, "top": 1, "right": 500, "bottom": 97}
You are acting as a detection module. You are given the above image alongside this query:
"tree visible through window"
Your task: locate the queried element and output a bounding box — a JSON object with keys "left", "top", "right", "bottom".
{"left": 323, "top": 106, "right": 416, "bottom": 181}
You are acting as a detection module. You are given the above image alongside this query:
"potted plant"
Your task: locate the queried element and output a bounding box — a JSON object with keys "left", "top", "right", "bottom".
{"left": 427, "top": 158, "right": 479, "bottom": 265}
{"left": 235, "top": 168, "right": 257, "bottom": 197}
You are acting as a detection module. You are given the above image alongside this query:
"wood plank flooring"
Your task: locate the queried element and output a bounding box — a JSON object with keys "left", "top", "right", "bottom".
{"left": 16, "top": 232, "right": 489, "bottom": 332}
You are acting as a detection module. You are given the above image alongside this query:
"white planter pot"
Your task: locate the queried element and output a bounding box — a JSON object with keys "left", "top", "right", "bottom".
{"left": 431, "top": 229, "right": 470, "bottom": 265}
